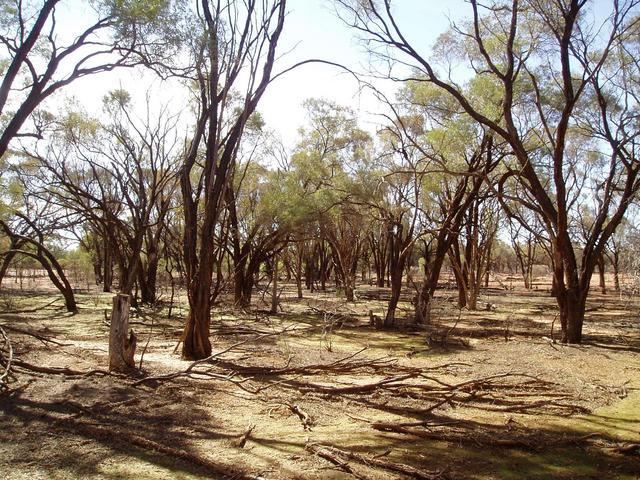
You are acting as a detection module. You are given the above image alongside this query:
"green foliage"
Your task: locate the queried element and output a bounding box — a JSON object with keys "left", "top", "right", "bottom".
{"left": 106, "top": 0, "right": 170, "bottom": 23}
{"left": 103, "top": 88, "right": 132, "bottom": 111}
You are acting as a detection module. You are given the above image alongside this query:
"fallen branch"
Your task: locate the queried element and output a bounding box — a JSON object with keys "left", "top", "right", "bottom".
{"left": 608, "top": 442, "right": 640, "bottom": 455}
{"left": 12, "top": 359, "right": 112, "bottom": 377}
{"left": 305, "top": 443, "right": 366, "bottom": 479}
{"left": 0, "top": 298, "right": 60, "bottom": 314}
{"left": 371, "top": 422, "right": 605, "bottom": 450}
{"left": 288, "top": 403, "right": 314, "bottom": 431}
{"left": 234, "top": 423, "right": 256, "bottom": 448}
{"left": 0, "top": 324, "right": 71, "bottom": 346}
{"left": 308, "top": 443, "right": 446, "bottom": 479}
{"left": 285, "top": 373, "right": 418, "bottom": 394}
{"left": 215, "top": 348, "right": 403, "bottom": 377}
{"left": 133, "top": 326, "right": 299, "bottom": 386}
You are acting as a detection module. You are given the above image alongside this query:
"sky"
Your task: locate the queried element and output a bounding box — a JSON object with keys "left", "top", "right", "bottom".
{"left": 64, "top": 0, "right": 469, "bottom": 148}
{"left": 43, "top": 0, "right": 620, "bottom": 148}
{"left": 256, "top": 0, "right": 468, "bottom": 145}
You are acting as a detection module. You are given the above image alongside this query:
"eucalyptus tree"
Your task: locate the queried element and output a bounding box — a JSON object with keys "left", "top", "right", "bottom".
{"left": 289, "top": 98, "right": 373, "bottom": 302}
{"left": 0, "top": 173, "right": 77, "bottom": 311}
{"left": 367, "top": 119, "right": 425, "bottom": 327}
{"left": 178, "top": 0, "right": 286, "bottom": 359}
{"left": 0, "top": 211, "right": 77, "bottom": 310}
{"left": 337, "top": 0, "right": 640, "bottom": 343}
{"left": 448, "top": 194, "right": 501, "bottom": 310}
{"left": 0, "top": 0, "right": 178, "bottom": 159}
{"left": 26, "top": 91, "right": 181, "bottom": 303}
{"left": 227, "top": 153, "right": 291, "bottom": 308}
{"left": 379, "top": 81, "right": 503, "bottom": 323}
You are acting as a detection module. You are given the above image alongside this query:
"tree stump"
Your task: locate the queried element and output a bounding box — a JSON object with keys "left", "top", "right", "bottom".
{"left": 108, "top": 294, "right": 136, "bottom": 372}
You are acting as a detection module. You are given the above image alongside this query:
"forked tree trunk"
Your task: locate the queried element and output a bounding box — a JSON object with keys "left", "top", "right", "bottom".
{"left": 108, "top": 294, "right": 137, "bottom": 372}
{"left": 182, "top": 290, "right": 212, "bottom": 360}
{"left": 234, "top": 266, "right": 255, "bottom": 308}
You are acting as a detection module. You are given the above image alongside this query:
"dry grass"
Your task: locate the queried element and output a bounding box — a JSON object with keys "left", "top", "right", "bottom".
{"left": 0, "top": 276, "right": 639, "bottom": 479}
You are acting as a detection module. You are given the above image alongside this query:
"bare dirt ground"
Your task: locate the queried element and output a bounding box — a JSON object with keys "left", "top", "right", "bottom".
{"left": 1, "top": 275, "right": 639, "bottom": 479}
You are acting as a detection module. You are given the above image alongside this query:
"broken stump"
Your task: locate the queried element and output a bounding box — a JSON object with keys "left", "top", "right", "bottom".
{"left": 108, "top": 293, "right": 137, "bottom": 372}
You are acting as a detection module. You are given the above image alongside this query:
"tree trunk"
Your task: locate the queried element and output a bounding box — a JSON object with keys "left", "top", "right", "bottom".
{"left": 140, "top": 250, "right": 159, "bottom": 304}
{"left": 295, "top": 256, "right": 303, "bottom": 299}
{"left": 108, "top": 294, "right": 136, "bottom": 372}
{"left": 270, "top": 255, "right": 278, "bottom": 314}
{"left": 0, "top": 249, "right": 19, "bottom": 288}
{"left": 613, "top": 253, "right": 620, "bottom": 292}
{"left": 234, "top": 258, "right": 257, "bottom": 309}
{"left": 103, "top": 238, "right": 113, "bottom": 293}
{"left": 182, "top": 296, "right": 212, "bottom": 360}
{"left": 597, "top": 255, "right": 606, "bottom": 295}
{"left": 384, "top": 271, "right": 402, "bottom": 328}
{"left": 451, "top": 264, "right": 467, "bottom": 309}
{"left": 344, "top": 283, "right": 354, "bottom": 302}
{"left": 561, "top": 288, "right": 587, "bottom": 344}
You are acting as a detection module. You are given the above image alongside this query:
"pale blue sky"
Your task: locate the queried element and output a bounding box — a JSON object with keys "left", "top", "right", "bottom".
{"left": 63, "top": 0, "right": 618, "bottom": 147}
{"left": 258, "top": 0, "right": 468, "bottom": 144}
{"left": 65, "top": 0, "right": 468, "bottom": 147}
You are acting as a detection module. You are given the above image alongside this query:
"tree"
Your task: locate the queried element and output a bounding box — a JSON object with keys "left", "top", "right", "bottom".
{"left": 288, "top": 98, "right": 372, "bottom": 301}
{"left": 0, "top": 212, "right": 76, "bottom": 311}
{"left": 179, "top": 0, "right": 287, "bottom": 360}
{"left": 26, "top": 92, "right": 180, "bottom": 303}
{"left": 448, "top": 194, "right": 500, "bottom": 310}
{"left": 0, "top": 0, "right": 176, "bottom": 158}
{"left": 337, "top": 0, "right": 640, "bottom": 343}
{"left": 227, "top": 157, "right": 290, "bottom": 308}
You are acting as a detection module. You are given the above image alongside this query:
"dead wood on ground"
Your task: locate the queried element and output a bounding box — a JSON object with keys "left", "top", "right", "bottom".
{"left": 306, "top": 442, "right": 448, "bottom": 479}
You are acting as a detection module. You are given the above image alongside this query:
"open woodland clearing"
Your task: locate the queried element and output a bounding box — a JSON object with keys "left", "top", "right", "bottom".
{"left": 2, "top": 0, "right": 640, "bottom": 478}
{"left": 1, "top": 274, "right": 639, "bottom": 480}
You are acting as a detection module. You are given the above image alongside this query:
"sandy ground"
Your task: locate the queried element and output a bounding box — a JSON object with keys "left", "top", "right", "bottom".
{"left": 1, "top": 278, "right": 639, "bottom": 479}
